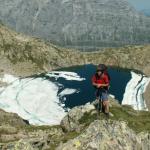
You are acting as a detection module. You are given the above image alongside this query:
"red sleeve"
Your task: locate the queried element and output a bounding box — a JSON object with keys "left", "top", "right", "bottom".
{"left": 104, "top": 74, "right": 109, "bottom": 84}
{"left": 91, "top": 75, "right": 96, "bottom": 83}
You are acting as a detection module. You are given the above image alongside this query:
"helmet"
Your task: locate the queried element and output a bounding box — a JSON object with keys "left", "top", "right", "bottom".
{"left": 97, "top": 64, "right": 107, "bottom": 72}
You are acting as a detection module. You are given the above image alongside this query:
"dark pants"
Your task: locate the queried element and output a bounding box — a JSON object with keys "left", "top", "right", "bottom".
{"left": 95, "top": 88, "right": 108, "bottom": 101}
{"left": 95, "top": 88, "right": 109, "bottom": 113}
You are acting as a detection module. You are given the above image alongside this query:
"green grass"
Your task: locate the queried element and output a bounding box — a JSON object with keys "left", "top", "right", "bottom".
{"left": 79, "top": 111, "right": 97, "bottom": 126}
{"left": 78, "top": 106, "right": 150, "bottom": 133}
{"left": 61, "top": 131, "right": 80, "bottom": 143}
{"left": 24, "top": 125, "right": 61, "bottom": 132}
{"left": 47, "top": 130, "right": 80, "bottom": 150}
{"left": 111, "top": 106, "right": 150, "bottom": 133}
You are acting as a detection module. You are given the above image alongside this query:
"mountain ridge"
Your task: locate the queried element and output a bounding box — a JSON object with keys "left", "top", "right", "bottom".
{"left": 1, "top": 0, "right": 150, "bottom": 50}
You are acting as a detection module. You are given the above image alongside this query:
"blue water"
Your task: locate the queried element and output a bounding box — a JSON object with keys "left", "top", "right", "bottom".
{"left": 52, "top": 64, "right": 132, "bottom": 109}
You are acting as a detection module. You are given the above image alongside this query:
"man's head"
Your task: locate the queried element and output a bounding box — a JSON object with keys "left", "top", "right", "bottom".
{"left": 96, "top": 69, "right": 104, "bottom": 76}
{"left": 96, "top": 64, "right": 107, "bottom": 76}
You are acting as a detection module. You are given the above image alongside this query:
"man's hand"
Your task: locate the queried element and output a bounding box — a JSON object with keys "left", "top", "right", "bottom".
{"left": 97, "top": 84, "right": 102, "bottom": 88}
{"left": 97, "top": 83, "right": 109, "bottom": 88}
{"left": 93, "top": 82, "right": 109, "bottom": 88}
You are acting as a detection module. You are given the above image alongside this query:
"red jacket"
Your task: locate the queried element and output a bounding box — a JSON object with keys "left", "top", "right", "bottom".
{"left": 92, "top": 73, "right": 110, "bottom": 85}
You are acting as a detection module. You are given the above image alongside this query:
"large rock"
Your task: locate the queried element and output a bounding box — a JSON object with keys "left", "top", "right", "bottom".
{"left": 57, "top": 120, "right": 150, "bottom": 150}
{"left": 0, "top": 0, "right": 150, "bottom": 50}
{"left": 60, "top": 98, "right": 121, "bottom": 132}
{"left": 0, "top": 109, "right": 28, "bottom": 127}
{"left": 61, "top": 102, "right": 95, "bottom": 132}
{"left": 0, "top": 139, "right": 34, "bottom": 150}
{"left": 0, "top": 122, "right": 64, "bottom": 149}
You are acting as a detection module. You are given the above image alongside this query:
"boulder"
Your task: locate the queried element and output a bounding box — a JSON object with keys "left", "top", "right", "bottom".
{"left": 61, "top": 102, "right": 95, "bottom": 132}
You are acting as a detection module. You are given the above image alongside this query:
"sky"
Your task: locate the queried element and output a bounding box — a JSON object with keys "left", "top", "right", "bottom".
{"left": 127, "top": 0, "right": 150, "bottom": 10}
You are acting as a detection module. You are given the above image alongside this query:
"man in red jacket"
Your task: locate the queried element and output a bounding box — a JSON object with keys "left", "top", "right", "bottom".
{"left": 92, "top": 64, "right": 110, "bottom": 116}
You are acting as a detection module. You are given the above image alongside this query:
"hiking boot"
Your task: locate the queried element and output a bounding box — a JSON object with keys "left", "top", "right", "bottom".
{"left": 105, "top": 112, "right": 114, "bottom": 118}
{"left": 105, "top": 112, "right": 110, "bottom": 118}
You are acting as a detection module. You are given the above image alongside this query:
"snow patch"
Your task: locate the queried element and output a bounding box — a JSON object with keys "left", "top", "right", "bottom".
{"left": 0, "top": 71, "right": 84, "bottom": 125}
{"left": 0, "top": 77, "right": 66, "bottom": 125}
{"left": 122, "top": 72, "right": 150, "bottom": 110}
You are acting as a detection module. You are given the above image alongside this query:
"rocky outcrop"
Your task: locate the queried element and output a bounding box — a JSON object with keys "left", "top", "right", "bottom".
{"left": 0, "top": 109, "right": 27, "bottom": 127}
{"left": 60, "top": 98, "right": 120, "bottom": 132}
{"left": 0, "top": 109, "right": 28, "bottom": 143}
{"left": 0, "top": 108, "right": 64, "bottom": 149}
{"left": 0, "top": 108, "right": 64, "bottom": 146}
{"left": 0, "top": 126, "right": 64, "bottom": 149}
{"left": 61, "top": 103, "right": 95, "bottom": 132}
{"left": 0, "top": 98, "right": 150, "bottom": 149}
{"left": 55, "top": 99, "right": 150, "bottom": 150}
{"left": 0, "top": 140, "right": 34, "bottom": 150}
{"left": 0, "top": 0, "right": 150, "bottom": 50}
{"left": 57, "top": 120, "right": 150, "bottom": 150}
{"left": 58, "top": 99, "right": 150, "bottom": 150}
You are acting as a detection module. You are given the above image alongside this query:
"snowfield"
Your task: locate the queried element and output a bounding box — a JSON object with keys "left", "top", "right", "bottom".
{"left": 0, "top": 72, "right": 85, "bottom": 125}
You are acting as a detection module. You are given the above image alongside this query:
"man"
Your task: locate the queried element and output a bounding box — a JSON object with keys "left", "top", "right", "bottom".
{"left": 91, "top": 64, "right": 110, "bottom": 116}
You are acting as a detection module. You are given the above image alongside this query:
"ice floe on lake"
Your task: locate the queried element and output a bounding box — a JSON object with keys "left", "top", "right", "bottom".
{"left": 46, "top": 71, "right": 85, "bottom": 81}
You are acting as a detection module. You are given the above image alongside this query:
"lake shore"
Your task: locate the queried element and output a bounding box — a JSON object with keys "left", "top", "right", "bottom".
{"left": 144, "top": 82, "right": 150, "bottom": 111}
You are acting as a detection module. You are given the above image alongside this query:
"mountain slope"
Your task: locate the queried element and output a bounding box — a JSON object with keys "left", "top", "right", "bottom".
{"left": 0, "top": 24, "right": 150, "bottom": 77}
{"left": 0, "top": 24, "right": 85, "bottom": 76}
{"left": 0, "top": 0, "right": 150, "bottom": 50}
